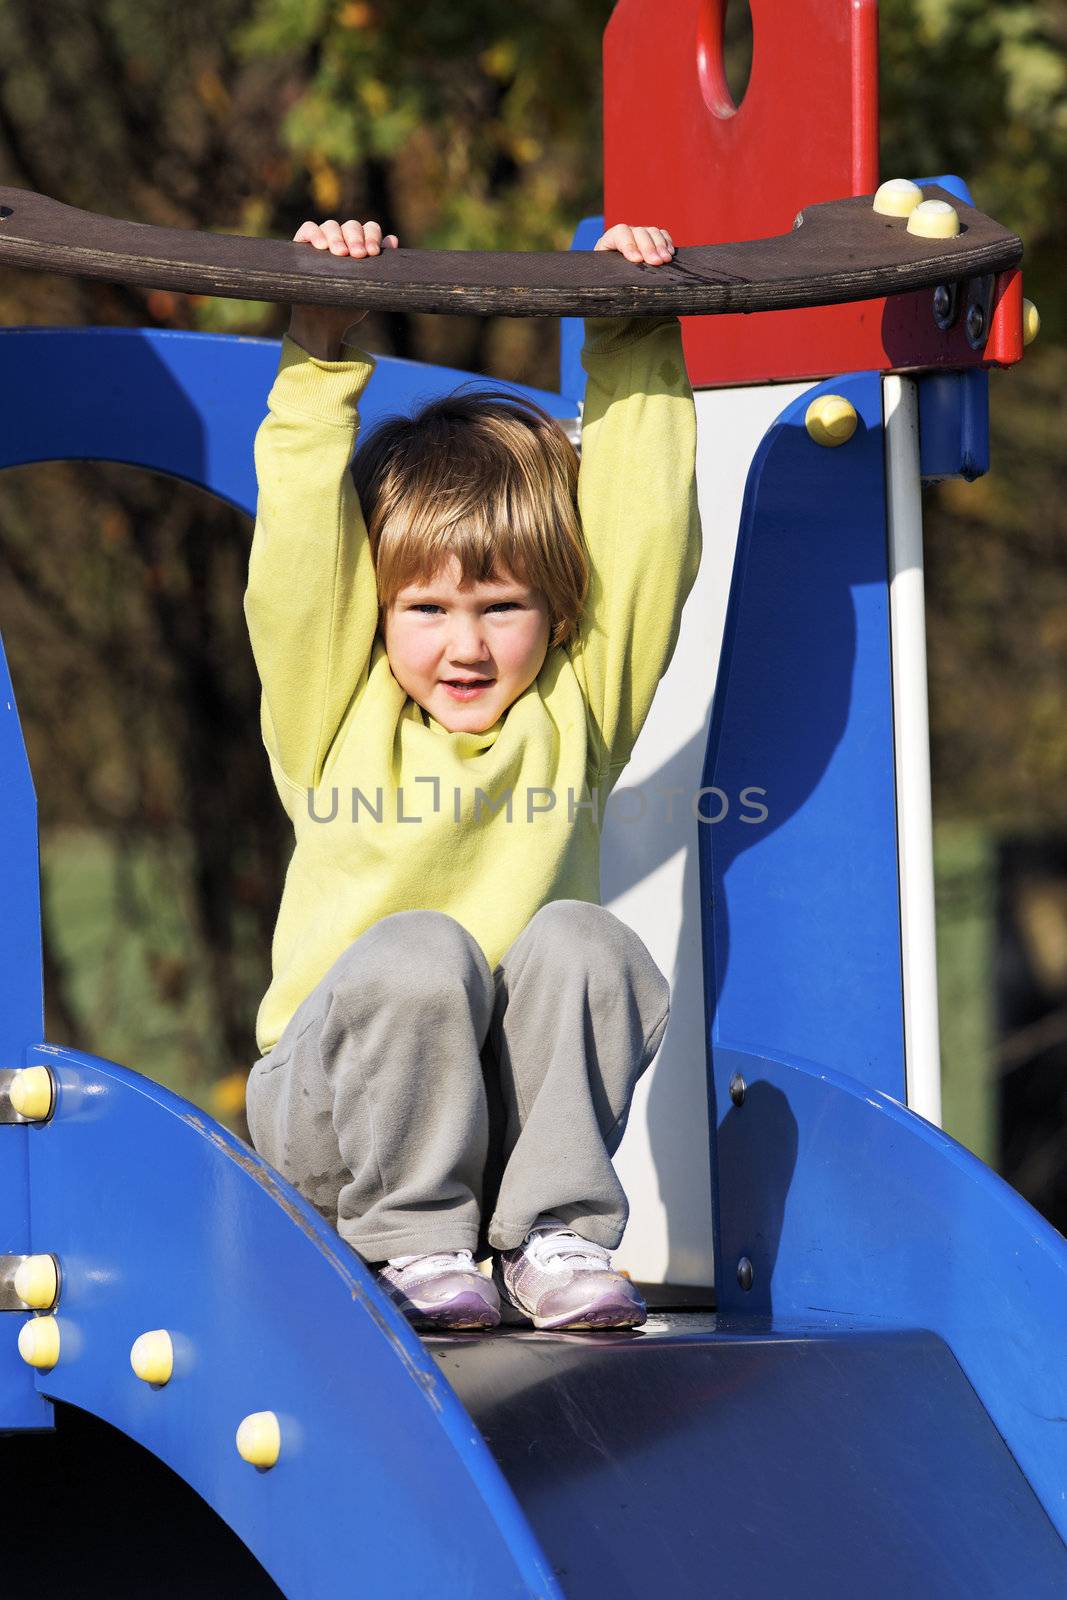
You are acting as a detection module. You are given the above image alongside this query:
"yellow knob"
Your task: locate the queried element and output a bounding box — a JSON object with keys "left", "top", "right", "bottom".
{"left": 13, "top": 1255, "right": 58, "bottom": 1311}
{"left": 9, "top": 1066, "right": 54, "bottom": 1122}
{"left": 18, "top": 1315, "right": 60, "bottom": 1370}
{"left": 130, "top": 1329, "right": 174, "bottom": 1386}
{"left": 1023, "top": 298, "right": 1040, "bottom": 346}
{"left": 236, "top": 1410, "right": 281, "bottom": 1468}
{"left": 872, "top": 178, "right": 923, "bottom": 218}
{"left": 907, "top": 199, "right": 960, "bottom": 239}
{"left": 805, "top": 395, "right": 858, "bottom": 448}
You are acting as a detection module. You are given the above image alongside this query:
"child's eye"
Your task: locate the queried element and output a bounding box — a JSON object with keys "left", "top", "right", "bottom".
{"left": 487, "top": 602, "right": 519, "bottom": 613}
{"left": 411, "top": 604, "right": 441, "bottom": 614}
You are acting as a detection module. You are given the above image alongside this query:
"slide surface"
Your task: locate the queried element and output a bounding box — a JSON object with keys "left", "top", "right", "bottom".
{"left": 433, "top": 1315, "right": 1067, "bottom": 1598}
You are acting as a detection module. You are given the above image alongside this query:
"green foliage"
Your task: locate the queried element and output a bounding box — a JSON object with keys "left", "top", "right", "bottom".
{"left": 878, "top": 0, "right": 1067, "bottom": 836}
{"left": 232, "top": 0, "right": 613, "bottom": 250}
{"left": 881, "top": 0, "right": 1067, "bottom": 330}
{"left": 934, "top": 822, "right": 997, "bottom": 1161}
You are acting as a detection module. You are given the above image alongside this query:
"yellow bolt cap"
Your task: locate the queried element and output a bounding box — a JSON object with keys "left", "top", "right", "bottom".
{"left": 236, "top": 1410, "right": 281, "bottom": 1469}
{"left": 9, "top": 1066, "right": 54, "bottom": 1122}
{"left": 1023, "top": 298, "right": 1040, "bottom": 346}
{"left": 873, "top": 178, "right": 923, "bottom": 217}
{"left": 130, "top": 1329, "right": 174, "bottom": 1386}
{"left": 805, "top": 395, "right": 858, "bottom": 448}
{"left": 13, "top": 1255, "right": 58, "bottom": 1310}
{"left": 907, "top": 199, "right": 960, "bottom": 239}
{"left": 18, "top": 1315, "right": 60, "bottom": 1370}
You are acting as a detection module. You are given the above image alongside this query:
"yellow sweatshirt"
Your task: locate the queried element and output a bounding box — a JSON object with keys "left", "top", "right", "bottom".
{"left": 245, "top": 317, "right": 701, "bottom": 1057}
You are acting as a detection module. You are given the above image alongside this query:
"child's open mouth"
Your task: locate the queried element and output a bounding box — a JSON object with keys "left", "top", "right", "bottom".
{"left": 442, "top": 679, "right": 493, "bottom": 700}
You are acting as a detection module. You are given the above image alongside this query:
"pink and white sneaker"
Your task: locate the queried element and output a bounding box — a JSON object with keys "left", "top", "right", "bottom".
{"left": 378, "top": 1249, "right": 500, "bottom": 1331}
{"left": 494, "top": 1218, "right": 647, "bottom": 1331}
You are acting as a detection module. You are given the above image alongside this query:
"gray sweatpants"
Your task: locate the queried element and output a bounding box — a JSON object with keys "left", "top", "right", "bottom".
{"left": 245, "top": 900, "right": 671, "bottom": 1262}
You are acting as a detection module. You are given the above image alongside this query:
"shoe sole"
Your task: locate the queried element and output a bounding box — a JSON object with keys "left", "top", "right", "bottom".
{"left": 405, "top": 1291, "right": 501, "bottom": 1332}
{"left": 491, "top": 1264, "right": 645, "bottom": 1332}
{"left": 533, "top": 1295, "right": 647, "bottom": 1331}
{"left": 414, "top": 1318, "right": 499, "bottom": 1331}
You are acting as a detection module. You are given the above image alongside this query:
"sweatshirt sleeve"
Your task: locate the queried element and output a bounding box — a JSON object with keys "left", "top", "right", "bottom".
{"left": 244, "top": 332, "right": 381, "bottom": 793}
{"left": 571, "top": 315, "right": 702, "bottom": 781}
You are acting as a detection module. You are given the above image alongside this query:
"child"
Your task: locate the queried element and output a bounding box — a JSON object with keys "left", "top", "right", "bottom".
{"left": 244, "top": 215, "right": 701, "bottom": 1332}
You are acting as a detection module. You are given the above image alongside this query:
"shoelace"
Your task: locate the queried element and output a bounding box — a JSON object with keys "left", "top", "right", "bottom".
{"left": 524, "top": 1226, "right": 612, "bottom": 1273}
{"left": 388, "top": 1248, "right": 475, "bottom": 1277}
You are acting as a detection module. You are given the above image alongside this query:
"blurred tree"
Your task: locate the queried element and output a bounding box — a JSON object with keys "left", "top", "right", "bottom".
{"left": 881, "top": 0, "right": 1067, "bottom": 337}
{"left": 880, "top": 0, "right": 1067, "bottom": 1196}
{"left": 229, "top": 0, "right": 614, "bottom": 377}
{"left": 880, "top": 0, "right": 1067, "bottom": 826}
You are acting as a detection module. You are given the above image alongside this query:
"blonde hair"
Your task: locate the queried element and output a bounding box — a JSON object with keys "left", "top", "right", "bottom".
{"left": 352, "top": 386, "right": 588, "bottom": 650}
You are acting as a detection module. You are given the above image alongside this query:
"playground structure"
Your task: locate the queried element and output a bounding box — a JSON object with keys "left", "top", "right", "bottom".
{"left": 0, "top": 2, "right": 1065, "bottom": 1596}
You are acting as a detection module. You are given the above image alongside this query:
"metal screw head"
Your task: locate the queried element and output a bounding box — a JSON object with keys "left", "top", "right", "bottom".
{"left": 932, "top": 283, "right": 956, "bottom": 330}
{"left": 737, "top": 1256, "right": 754, "bottom": 1292}
{"left": 965, "top": 301, "right": 986, "bottom": 348}
{"left": 729, "top": 1072, "right": 746, "bottom": 1106}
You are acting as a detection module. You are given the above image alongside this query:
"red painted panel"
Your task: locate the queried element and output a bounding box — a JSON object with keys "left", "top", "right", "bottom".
{"left": 604, "top": 0, "right": 1021, "bottom": 385}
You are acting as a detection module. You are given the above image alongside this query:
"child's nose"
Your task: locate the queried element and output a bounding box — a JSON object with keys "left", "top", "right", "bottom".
{"left": 449, "top": 621, "right": 491, "bottom": 663}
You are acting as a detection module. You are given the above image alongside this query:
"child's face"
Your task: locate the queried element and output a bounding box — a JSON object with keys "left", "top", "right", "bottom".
{"left": 382, "top": 556, "right": 552, "bottom": 733}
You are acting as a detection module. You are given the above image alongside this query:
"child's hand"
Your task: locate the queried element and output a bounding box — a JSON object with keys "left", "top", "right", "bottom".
{"left": 594, "top": 224, "right": 675, "bottom": 265}
{"left": 288, "top": 218, "right": 399, "bottom": 359}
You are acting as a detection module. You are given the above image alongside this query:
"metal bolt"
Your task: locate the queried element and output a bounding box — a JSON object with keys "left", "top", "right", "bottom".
{"left": 965, "top": 301, "right": 986, "bottom": 348}
{"left": 737, "top": 1256, "right": 754, "bottom": 1292}
{"left": 729, "top": 1072, "right": 746, "bottom": 1106}
{"left": 932, "top": 283, "right": 957, "bottom": 331}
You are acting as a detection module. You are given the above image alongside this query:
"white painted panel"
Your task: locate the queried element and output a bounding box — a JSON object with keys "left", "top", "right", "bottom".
{"left": 606, "top": 380, "right": 816, "bottom": 1286}
{"left": 884, "top": 375, "right": 943, "bottom": 1127}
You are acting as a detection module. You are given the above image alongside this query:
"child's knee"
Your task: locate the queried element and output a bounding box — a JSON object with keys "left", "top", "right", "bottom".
{"left": 324, "top": 910, "right": 495, "bottom": 1030}
{"left": 525, "top": 900, "right": 669, "bottom": 1000}
{"left": 526, "top": 899, "right": 638, "bottom": 955}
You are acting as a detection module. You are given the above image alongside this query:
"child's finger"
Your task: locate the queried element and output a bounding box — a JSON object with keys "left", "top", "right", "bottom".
{"left": 647, "top": 227, "right": 675, "bottom": 261}
{"left": 383, "top": 234, "right": 399, "bottom": 249}
{"left": 320, "top": 219, "right": 349, "bottom": 255}
{"left": 631, "top": 226, "right": 665, "bottom": 264}
{"left": 597, "top": 224, "right": 643, "bottom": 262}
{"left": 621, "top": 225, "right": 644, "bottom": 262}
{"left": 340, "top": 219, "right": 367, "bottom": 257}
{"left": 293, "top": 220, "right": 326, "bottom": 247}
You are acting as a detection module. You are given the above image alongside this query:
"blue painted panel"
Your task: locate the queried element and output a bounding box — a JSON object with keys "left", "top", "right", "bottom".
{"left": 0, "top": 615, "right": 52, "bottom": 1426}
{"left": 0, "top": 328, "right": 574, "bottom": 519}
{"left": 23, "top": 1047, "right": 559, "bottom": 1599}
{"left": 914, "top": 174, "right": 976, "bottom": 208}
{"left": 712, "top": 1043, "right": 1067, "bottom": 1541}
{"left": 0, "top": 1119, "right": 50, "bottom": 1430}
{"left": 919, "top": 368, "right": 990, "bottom": 482}
{"left": 0, "top": 632, "right": 42, "bottom": 1055}
{"left": 700, "top": 371, "right": 906, "bottom": 1098}
{"left": 561, "top": 215, "right": 604, "bottom": 406}
{"left": 911, "top": 175, "right": 990, "bottom": 485}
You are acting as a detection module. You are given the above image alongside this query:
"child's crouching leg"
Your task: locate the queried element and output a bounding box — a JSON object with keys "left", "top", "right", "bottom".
{"left": 246, "top": 910, "right": 496, "bottom": 1263}
{"left": 484, "top": 899, "right": 670, "bottom": 1254}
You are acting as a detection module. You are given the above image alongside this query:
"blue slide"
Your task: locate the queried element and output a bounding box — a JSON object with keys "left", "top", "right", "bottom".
{"left": 0, "top": 326, "right": 1064, "bottom": 1598}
